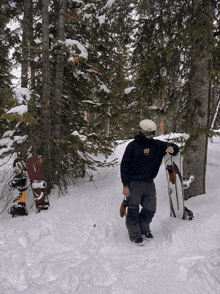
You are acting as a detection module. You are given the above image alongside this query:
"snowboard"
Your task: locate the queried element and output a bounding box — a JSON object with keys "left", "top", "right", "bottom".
{"left": 8, "top": 158, "right": 28, "bottom": 217}
{"left": 26, "top": 157, "right": 50, "bottom": 213}
{"left": 164, "top": 153, "right": 194, "bottom": 220}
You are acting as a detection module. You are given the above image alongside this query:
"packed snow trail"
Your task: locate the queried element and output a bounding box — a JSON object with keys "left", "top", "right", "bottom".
{"left": 0, "top": 135, "right": 220, "bottom": 293}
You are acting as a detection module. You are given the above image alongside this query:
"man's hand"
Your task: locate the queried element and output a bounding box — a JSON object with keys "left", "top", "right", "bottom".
{"left": 123, "top": 186, "right": 130, "bottom": 197}
{"left": 166, "top": 146, "right": 174, "bottom": 154}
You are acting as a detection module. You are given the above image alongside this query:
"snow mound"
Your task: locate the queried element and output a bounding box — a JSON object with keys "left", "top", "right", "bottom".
{"left": 0, "top": 135, "right": 219, "bottom": 293}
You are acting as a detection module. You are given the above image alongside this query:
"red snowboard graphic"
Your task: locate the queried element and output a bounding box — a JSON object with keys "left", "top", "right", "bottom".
{"left": 26, "top": 157, "right": 50, "bottom": 212}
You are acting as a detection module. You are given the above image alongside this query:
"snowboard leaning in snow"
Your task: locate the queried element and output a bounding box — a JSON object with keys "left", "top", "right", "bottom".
{"left": 26, "top": 157, "right": 50, "bottom": 213}
{"left": 164, "top": 153, "right": 194, "bottom": 220}
{"left": 8, "top": 158, "right": 28, "bottom": 217}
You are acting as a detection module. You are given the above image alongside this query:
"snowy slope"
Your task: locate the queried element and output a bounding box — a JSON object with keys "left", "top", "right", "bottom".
{"left": 0, "top": 135, "right": 220, "bottom": 294}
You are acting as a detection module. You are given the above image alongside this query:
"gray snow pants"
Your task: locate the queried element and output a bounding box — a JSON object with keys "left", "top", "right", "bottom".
{"left": 126, "top": 181, "right": 156, "bottom": 241}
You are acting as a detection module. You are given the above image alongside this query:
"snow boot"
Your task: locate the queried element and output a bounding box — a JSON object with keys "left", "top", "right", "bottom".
{"left": 131, "top": 237, "right": 144, "bottom": 246}
{"left": 142, "top": 231, "right": 153, "bottom": 241}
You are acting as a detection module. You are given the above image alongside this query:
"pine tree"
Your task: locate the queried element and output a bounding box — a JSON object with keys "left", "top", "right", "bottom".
{"left": 0, "top": 2, "right": 18, "bottom": 140}
{"left": 183, "top": 0, "right": 215, "bottom": 197}
{"left": 130, "top": 0, "right": 219, "bottom": 197}
{"left": 1, "top": 0, "right": 132, "bottom": 192}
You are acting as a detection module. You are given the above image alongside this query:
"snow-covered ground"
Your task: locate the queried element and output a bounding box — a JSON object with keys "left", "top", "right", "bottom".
{"left": 0, "top": 134, "right": 220, "bottom": 294}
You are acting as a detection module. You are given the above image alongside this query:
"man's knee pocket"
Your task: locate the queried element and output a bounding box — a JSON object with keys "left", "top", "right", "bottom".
{"left": 140, "top": 208, "right": 156, "bottom": 219}
{"left": 127, "top": 207, "right": 139, "bottom": 223}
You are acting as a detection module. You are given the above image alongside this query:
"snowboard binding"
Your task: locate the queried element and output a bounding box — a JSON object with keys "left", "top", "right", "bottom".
{"left": 32, "top": 180, "right": 49, "bottom": 212}
{"left": 182, "top": 176, "right": 194, "bottom": 220}
{"left": 182, "top": 175, "right": 194, "bottom": 189}
{"left": 167, "top": 165, "right": 176, "bottom": 184}
{"left": 8, "top": 203, "right": 28, "bottom": 218}
{"left": 31, "top": 180, "right": 47, "bottom": 189}
{"left": 183, "top": 207, "right": 194, "bottom": 220}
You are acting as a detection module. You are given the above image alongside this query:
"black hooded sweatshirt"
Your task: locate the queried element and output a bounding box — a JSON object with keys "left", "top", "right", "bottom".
{"left": 120, "top": 133, "right": 179, "bottom": 187}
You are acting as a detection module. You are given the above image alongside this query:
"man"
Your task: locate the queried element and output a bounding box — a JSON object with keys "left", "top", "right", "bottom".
{"left": 120, "top": 119, "right": 179, "bottom": 246}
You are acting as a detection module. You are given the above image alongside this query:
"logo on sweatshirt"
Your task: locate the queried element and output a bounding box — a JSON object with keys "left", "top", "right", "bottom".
{"left": 143, "top": 148, "right": 150, "bottom": 155}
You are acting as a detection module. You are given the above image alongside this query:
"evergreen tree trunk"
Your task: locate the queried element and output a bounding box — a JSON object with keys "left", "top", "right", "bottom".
{"left": 184, "top": 59, "right": 211, "bottom": 198}
{"left": 20, "top": 0, "right": 32, "bottom": 159}
{"left": 103, "top": 106, "right": 110, "bottom": 159}
{"left": 41, "top": 0, "right": 53, "bottom": 191}
{"left": 183, "top": 0, "right": 213, "bottom": 198}
{"left": 52, "top": 0, "right": 66, "bottom": 185}
{"left": 53, "top": 0, "right": 66, "bottom": 140}
{"left": 29, "top": 0, "right": 35, "bottom": 89}
{"left": 21, "top": 0, "right": 31, "bottom": 88}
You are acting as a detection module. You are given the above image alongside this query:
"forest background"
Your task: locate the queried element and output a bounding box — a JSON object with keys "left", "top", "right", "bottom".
{"left": 1, "top": 0, "right": 220, "bottom": 198}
